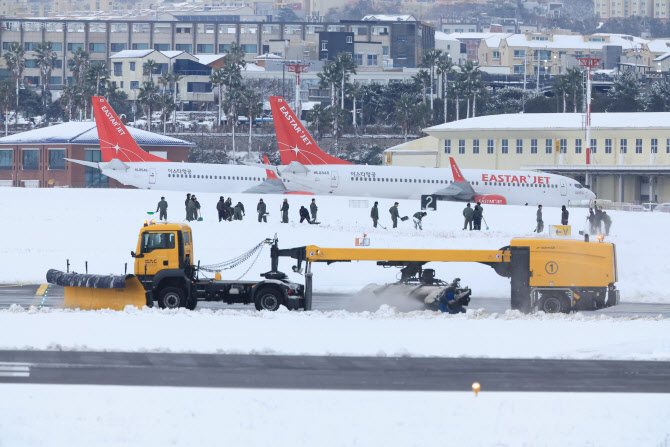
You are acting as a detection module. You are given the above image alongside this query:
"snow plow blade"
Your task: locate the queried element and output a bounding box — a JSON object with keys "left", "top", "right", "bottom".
{"left": 360, "top": 283, "right": 448, "bottom": 307}
{"left": 46, "top": 269, "right": 148, "bottom": 310}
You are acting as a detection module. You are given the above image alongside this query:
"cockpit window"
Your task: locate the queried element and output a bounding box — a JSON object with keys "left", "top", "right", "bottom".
{"left": 575, "top": 183, "right": 583, "bottom": 189}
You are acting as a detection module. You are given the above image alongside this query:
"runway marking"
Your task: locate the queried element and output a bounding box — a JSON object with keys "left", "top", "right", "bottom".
{"left": 0, "top": 362, "right": 30, "bottom": 378}
{"left": 0, "top": 284, "right": 29, "bottom": 288}
{"left": 31, "top": 284, "right": 51, "bottom": 309}
{"left": 35, "top": 284, "right": 48, "bottom": 296}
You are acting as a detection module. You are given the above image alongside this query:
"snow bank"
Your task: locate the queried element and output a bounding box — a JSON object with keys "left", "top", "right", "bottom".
{"left": 1, "top": 385, "right": 669, "bottom": 447}
{"left": 0, "top": 187, "right": 667, "bottom": 302}
{"left": 1, "top": 305, "right": 669, "bottom": 360}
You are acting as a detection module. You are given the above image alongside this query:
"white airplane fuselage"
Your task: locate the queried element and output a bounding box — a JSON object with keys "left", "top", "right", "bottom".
{"left": 278, "top": 165, "right": 595, "bottom": 206}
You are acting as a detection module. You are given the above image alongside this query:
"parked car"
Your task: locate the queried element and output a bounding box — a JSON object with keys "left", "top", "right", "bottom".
{"left": 642, "top": 203, "right": 658, "bottom": 212}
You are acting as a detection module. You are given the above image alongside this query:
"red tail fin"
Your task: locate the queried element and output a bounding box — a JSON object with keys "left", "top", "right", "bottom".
{"left": 92, "top": 96, "right": 168, "bottom": 163}
{"left": 263, "top": 155, "right": 279, "bottom": 180}
{"left": 449, "top": 157, "right": 466, "bottom": 183}
{"left": 270, "top": 96, "right": 353, "bottom": 165}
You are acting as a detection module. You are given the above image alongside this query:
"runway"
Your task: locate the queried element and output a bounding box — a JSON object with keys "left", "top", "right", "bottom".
{"left": 1, "top": 350, "right": 669, "bottom": 392}
{"left": 1, "top": 283, "right": 669, "bottom": 317}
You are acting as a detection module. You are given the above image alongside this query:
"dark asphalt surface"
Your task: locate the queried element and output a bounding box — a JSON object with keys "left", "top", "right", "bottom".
{"left": 1, "top": 350, "right": 669, "bottom": 392}
{"left": 2, "top": 283, "right": 670, "bottom": 317}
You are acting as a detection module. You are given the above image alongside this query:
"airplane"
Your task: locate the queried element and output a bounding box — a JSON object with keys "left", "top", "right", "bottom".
{"left": 67, "top": 96, "right": 310, "bottom": 195}
{"left": 266, "top": 96, "right": 596, "bottom": 206}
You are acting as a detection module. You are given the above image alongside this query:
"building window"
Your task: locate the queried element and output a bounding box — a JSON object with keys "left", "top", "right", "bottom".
{"left": 67, "top": 43, "right": 84, "bottom": 52}
{"left": 473, "top": 139, "right": 479, "bottom": 154}
{"left": 25, "top": 59, "right": 38, "bottom": 69}
{"left": 459, "top": 139, "right": 465, "bottom": 154}
{"left": 240, "top": 44, "right": 257, "bottom": 54}
{"left": 354, "top": 54, "right": 363, "bottom": 66}
{"left": 132, "top": 43, "right": 149, "bottom": 50}
{"left": 635, "top": 138, "right": 642, "bottom": 154}
{"left": 516, "top": 139, "right": 523, "bottom": 154}
{"left": 48, "top": 149, "right": 65, "bottom": 170}
{"left": 382, "top": 46, "right": 389, "bottom": 56}
{"left": 559, "top": 139, "right": 566, "bottom": 153}
{"left": 651, "top": 138, "right": 658, "bottom": 153}
{"left": 113, "top": 62, "right": 122, "bottom": 76}
{"left": 513, "top": 49, "right": 526, "bottom": 59}
{"left": 154, "top": 44, "right": 170, "bottom": 51}
{"left": 502, "top": 139, "right": 508, "bottom": 154}
{"left": 492, "top": 51, "right": 500, "bottom": 60}
{"left": 130, "top": 62, "right": 136, "bottom": 71}
{"left": 52, "top": 43, "right": 63, "bottom": 51}
{"left": 22, "top": 149, "right": 38, "bottom": 170}
{"left": 110, "top": 43, "right": 126, "bottom": 52}
{"left": 176, "top": 44, "right": 192, "bottom": 53}
{"left": 620, "top": 138, "right": 627, "bottom": 154}
{"left": 196, "top": 44, "right": 213, "bottom": 53}
{"left": 575, "top": 138, "right": 582, "bottom": 154}
{"left": 89, "top": 43, "right": 105, "bottom": 53}
{"left": 50, "top": 76, "right": 62, "bottom": 85}
{"left": 367, "top": 54, "right": 378, "bottom": 66}
{"left": 606, "top": 139, "right": 612, "bottom": 154}
{"left": 667, "top": 138, "right": 670, "bottom": 153}
{"left": 487, "top": 139, "right": 494, "bottom": 154}
{"left": 591, "top": 138, "right": 597, "bottom": 153}
{"left": 85, "top": 149, "right": 108, "bottom": 188}
{"left": 346, "top": 36, "right": 353, "bottom": 44}
{"left": 130, "top": 81, "right": 139, "bottom": 89}
{"left": 187, "top": 82, "right": 211, "bottom": 93}
{"left": 545, "top": 139, "right": 552, "bottom": 154}
{"left": 321, "top": 42, "right": 328, "bottom": 51}
{"left": 444, "top": 139, "right": 451, "bottom": 154}
{"left": 219, "top": 44, "right": 232, "bottom": 53}
{"left": 0, "top": 149, "right": 12, "bottom": 169}
{"left": 531, "top": 138, "right": 537, "bottom": 154}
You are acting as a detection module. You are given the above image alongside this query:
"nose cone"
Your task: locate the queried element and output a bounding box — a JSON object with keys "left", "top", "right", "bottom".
{"left": 586, "top": 188, "right": 596, "bottom": 200}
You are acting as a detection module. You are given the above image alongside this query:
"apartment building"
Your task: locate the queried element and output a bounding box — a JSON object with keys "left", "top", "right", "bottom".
{"left": 477, "top": 33, "right": 655, "bottom": 75}
{"left": 595, "top": 0, "right": 669, "bottom": 19}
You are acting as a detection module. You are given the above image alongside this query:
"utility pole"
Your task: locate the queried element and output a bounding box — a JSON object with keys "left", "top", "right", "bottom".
{"left": 522, "top": 52, "right": 528, "bottom": 112}
{"left": 578, "top": 57, "right": 601, "bottom": 187}
{"left": 285, "top": 61, "right": 309, "bottom": 120}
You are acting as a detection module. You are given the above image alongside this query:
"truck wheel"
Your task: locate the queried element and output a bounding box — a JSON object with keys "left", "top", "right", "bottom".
{"left": 538, "top": 294, "right": 571, "bottom": 314}
{"left": 254, "top": 288, "right": 282, "bottom": 311}
{"left": 185, "top": 297, "right": 198, "bottom": 311}
{"left": 158, "top": 287, "right": 186, "bottom": 309}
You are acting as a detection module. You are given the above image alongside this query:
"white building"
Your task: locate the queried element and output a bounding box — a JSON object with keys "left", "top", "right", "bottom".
{"left": 384, "top": 112, "right": 670, "bottom": 204}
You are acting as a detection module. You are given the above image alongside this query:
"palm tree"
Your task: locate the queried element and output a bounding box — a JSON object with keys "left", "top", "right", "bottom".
{"left": 420, "top": 49, "right": 442, "bottom": 111}
{"left": 335, "top": 52, "right": 356, "bottom": 109}
{"left": 142, "top": 59, "right": 159, "bottom": 82}
{"left": 85, "top": 62, "right": 108, "bottom": 118}
{"left": 223, "top": 42, "right": 247, "bottom": 69}
{"left": 459, "top": 61, "right": 484, "bottom": 118}
{"left": 437, "top": 55, "right": 454, "bottom": 122}
{"left": 347, "top": 81, "right": 363, "bottom": 131}
{"left": 3, "top": 42, "right": 26, "bottom": 124}
{"left": 169, "top": 72, "right": 182, "bottom": 124}
{"left": 137, "top": 81, "right": 160, "bottom": 132}
{"left": 156, "top": 92, "right": 175, "bottom": 135}
{"left": 157, "top": 71, "right": 171, "bottom": 93}
{"left": 34, "top": 41, "right": 58, "bottom": 120}
{"left": 0, "top": 80, "right": 16, "bottom": 135}
{"left": 317, "top": 61, "right": 340, "bottom": 107}
{"left": 59, "top": 84, "right": 84, "bottom": 122}
{"left": 305, "top": 103, "right": 332, "bottom": 143}
{"left": 241, "top": 89, "right": 263, "bottom": 158}
{"left": 222, "top": 87, "right": 245, "bottom": 163}
{"left": 413, "top": 70, "right": 430, "bottom": 104}
{"left": 395, "top": 93, "right": 417, "bottom": 142}
{"left": 553, "top": 75, "right": 570, "bottom": 112}
{"left": 209, "top": 68, "right": 225, "bottom": 126}
{"left": 67, "top": 47, "right": 90, "bottom": 85}
{"left": 566, "top": 66, "right": 584, "bottom": 113}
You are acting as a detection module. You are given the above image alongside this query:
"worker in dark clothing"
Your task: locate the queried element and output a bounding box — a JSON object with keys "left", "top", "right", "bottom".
{"left": 371, "top": 201, "right": 379, "bottom": 228}
{"left": 594, "top": 206, "right": 604, "bottom": 234}
{"left": 561, "top": 205, "right": 569, "bottom": 226}
{"left": 185, "top": 193, "right": 191, "bottom": 220}
{"left": 233, "top": 201, "right": 245, "bottom": 220}
{"left": 186, "top": 197, "right": 196, "bottom": 222}
{"left": 223, "top": 198, "right": 233, "bottom": 221}
{"left": 257, "top": 198, "right": 267, "bottom": 223}
{"left": 462, "top": 203, "right": 473, "bottom": 230}
{"left": 389, "top": 202, "right": 399, "bottom": 228}
{"left": 299, "top": 206, "right": 311, "bottom": 223}
{"left": 310, "top": 199, "right": 318, "bottom": 223}
{"left": 413, "top": 211, "right": 427, "bottom": 230}
{"left": 281, "top": 199, "right": 289, "bottom": 223}
{"left": 601, "top": 207, "right": 612, "bottom": 236}
{"left": 156, "top": 197, "right": 168, "bottom": 221}
{"left": 587, "top": 208, "right": 596, "bottom": 234}
{"left": 192, "top": 196, "right": 201, "bottom": 220}
{"left": 216, "top": 197, "right": 226, "bottom": 222}
{"left": 535, "top": 204, "right": 544, "bottom": 233}
{"left": 473, "top": 202, "right": 483, "bottom": 231}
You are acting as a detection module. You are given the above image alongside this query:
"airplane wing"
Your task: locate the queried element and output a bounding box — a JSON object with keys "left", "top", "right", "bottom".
{"left": 66, "top": 158, "right": 130, "bottom": 171}
{"left": 431, "top": 157, "right": 476, "bottom": 200}
{"left": 243, "top": 160, "right": 310, "bottom": 176}
{"left": 242, "top": 160, "right": 314, "bottom": 195}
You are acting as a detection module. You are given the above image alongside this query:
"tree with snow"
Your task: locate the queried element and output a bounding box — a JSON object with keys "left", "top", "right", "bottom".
{"left": 607, "top": 70, "right": 645, "bottom": 112}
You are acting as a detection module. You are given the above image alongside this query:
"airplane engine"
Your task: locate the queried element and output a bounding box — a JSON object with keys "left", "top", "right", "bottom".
{"left": 474, "top": 194, "right": 507, "bottom": 205}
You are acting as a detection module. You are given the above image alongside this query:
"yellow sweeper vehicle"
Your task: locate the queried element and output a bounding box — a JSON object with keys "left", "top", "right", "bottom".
{"left": 47, "top": 222, "right": 619, "bottom": 314}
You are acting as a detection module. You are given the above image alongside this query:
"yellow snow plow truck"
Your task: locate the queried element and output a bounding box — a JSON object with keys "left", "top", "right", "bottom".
{"left": 46, "top": 222, "right": 619, "bottom": 314}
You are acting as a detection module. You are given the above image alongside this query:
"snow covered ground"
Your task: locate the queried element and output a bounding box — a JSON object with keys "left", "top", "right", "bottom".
{"left": 1, "top": 385, "right": 669, "bottom": 447}
{"left": 0, "top": 187, "right": 667, "bottom": 302}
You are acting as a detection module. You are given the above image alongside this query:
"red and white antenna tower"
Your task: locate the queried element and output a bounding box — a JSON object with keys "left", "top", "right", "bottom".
{"left": 578, "top": 57, "right": 601, "bottom": 168}
{"left": 285, "top": 62, "right": 309, "bottom": 119}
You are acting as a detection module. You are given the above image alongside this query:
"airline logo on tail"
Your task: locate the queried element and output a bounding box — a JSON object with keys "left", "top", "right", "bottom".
{"left": 92, "top": 96, "right": 168, "bottom": 163}
{"left": 270, "top": 96, "right": 353, "bottom": 165}
{"left": 449, "top": 157, "right": 466, "bottom": 183}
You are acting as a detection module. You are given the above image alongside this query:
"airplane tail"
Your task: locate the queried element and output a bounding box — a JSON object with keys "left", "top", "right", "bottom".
{"left": 92, "top": 96, "right": 167, "bottom": 163}
{"left": 449, "top": 157, "right": 466, "bottom": 183}
{"left": 263, "top": 155, "right": 279, "bottom": 180}
{"left": 270, "top": 96, "right": 353, "bottom": 165}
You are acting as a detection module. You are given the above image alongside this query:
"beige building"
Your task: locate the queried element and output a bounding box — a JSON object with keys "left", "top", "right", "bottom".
{"left": 384, "top": 112, "right": 670, "bottom": 203}
{"left": 109, "top": 49, "right": 214, "bottom": 103}
{"left": 478, "top": 33, "right": 654, "bottom": 74}
{"left": 595, "top": 0, "right": 669, "bottom": 19}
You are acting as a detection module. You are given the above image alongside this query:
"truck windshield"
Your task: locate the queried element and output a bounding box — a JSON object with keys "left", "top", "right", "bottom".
{"left": 141, "top": 232, "right": 175, "bottom": 253}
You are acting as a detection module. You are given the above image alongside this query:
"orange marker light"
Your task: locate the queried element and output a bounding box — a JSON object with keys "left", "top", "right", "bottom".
{"left": 472, "top": 382, "right": 481, "bottom": 396}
